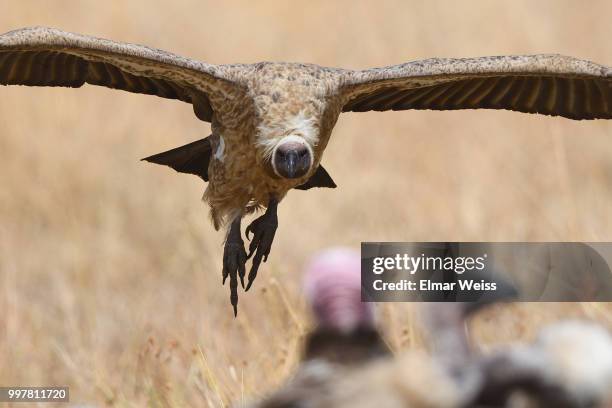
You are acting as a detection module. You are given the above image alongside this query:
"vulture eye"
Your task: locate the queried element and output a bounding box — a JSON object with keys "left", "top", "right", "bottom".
{"left": 274, "top": 142, "right": 312, "bottom": 179}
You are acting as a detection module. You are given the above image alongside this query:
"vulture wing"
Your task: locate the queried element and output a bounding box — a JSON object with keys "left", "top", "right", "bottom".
{"left": 340, "top": 54, "right": 612, "bottom": 120}
{"left": 0, "top": 26, "right": 243, "bottom": 122}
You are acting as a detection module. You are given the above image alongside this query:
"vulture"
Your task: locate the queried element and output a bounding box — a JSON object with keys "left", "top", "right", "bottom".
{"left": 300, "top": 247, "right": 390, "bottom": 365}
{"left": 250, "top": 247, "right": 392, "bottom": 408}
{"left": 1, "top": 27, "right": 611, "bottom": 314}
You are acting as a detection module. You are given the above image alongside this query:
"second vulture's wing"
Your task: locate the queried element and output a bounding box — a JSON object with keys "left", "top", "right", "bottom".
{"left": 339, "top": 54, "right": 611, "bottom": 120}
{"left": 0, "top": 26, "right": 243, "bottom": 122}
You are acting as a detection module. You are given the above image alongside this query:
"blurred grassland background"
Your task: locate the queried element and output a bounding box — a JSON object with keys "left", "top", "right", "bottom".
{"left": 1, "top": 0, "right": 611, "bottom": 406}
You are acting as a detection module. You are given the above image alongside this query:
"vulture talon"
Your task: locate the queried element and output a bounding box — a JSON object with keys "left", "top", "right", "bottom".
{"left": 223, "top": 219, "right": 247, "bottom": 314}
{"left": 245, "top": 200, "right": 278, "bottom": 291}
{"left": 245, "top": 224, "right": 254, "bottom": 241}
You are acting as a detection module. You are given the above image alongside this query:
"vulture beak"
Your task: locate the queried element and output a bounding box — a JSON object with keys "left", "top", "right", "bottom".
{"left": 272, "top": 136, "right": 313, "bottom": 179}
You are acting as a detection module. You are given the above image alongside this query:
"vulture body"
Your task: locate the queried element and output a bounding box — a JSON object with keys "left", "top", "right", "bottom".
{"left": 1, "top": 27, "right": 612, "bottom": 313}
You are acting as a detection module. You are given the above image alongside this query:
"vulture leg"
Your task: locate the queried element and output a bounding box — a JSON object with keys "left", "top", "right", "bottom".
{"left": 223, "top": 217, "right": 247, "bottom": 316}
{"left": 245, "top": 197, "right": 279, "bottom": 291}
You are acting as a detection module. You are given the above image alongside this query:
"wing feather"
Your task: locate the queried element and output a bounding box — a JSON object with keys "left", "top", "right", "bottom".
{"left": 340, "top": 54, "right": 612, "bottom": 120}
{"left": 0, "top": 27, "right": 243, "bottom": 122}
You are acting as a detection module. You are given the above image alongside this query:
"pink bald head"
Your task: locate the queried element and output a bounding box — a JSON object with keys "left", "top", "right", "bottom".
{"left": 303, "top": 247, "right": 375, "bottom": 333}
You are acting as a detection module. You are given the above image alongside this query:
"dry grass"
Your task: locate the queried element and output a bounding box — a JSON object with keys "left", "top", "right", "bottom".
{"left": 1, "top": 1, "right": 611, "bottom": 406}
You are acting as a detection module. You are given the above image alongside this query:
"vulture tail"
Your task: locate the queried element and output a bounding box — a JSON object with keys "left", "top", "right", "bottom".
{"left": 142, "top": 136, "right": 212, "bottom": 181}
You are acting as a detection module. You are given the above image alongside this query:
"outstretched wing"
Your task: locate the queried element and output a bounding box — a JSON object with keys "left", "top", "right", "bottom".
{"left": 0, "top": 27, "right": 242, "bottom": 122}
{"left": 340, "top": 54, "right": 612, "bottom": 120}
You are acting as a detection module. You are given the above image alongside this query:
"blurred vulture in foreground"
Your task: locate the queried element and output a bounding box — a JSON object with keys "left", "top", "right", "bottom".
{"left": 250, "top": 248, "right": 392, "bottom": 408}
{"left": 1, "top": 27, "right": 611, "bottom": 314}
{"left": 250, "top": 248, "right": 612, "bottom": 408}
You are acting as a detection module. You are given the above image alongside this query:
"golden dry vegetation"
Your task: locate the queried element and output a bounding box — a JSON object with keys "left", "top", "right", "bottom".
{"left": 0, "top": 1, "right": 611, "bottom": 406}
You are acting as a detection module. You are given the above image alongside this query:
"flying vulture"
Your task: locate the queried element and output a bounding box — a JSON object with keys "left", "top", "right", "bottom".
{"left": 1, "top": 27, "right": 611, "bottom": 314}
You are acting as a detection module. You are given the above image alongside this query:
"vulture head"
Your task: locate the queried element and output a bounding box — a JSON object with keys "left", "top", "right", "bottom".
{"left": 271, "top": 135, "right": 313, "bottom": 179}
{"left": 258, "top": 111, "right": 320, "bottom": 181}
{"left": 301, "top": 247, "right": 389, "bottom": 365}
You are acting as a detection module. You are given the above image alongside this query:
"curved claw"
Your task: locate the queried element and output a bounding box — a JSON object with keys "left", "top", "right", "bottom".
{"left": 222, "top": 264, "right": 229, "bottom": 285}
{"left": 245, "top": 250, "right": 268, "bottom": 291}
{"left": 245, "top": 224, "right": 254, "bottom": 240}
{"left": 244, "top": 214, "right": 277, "bottom": 291}
{"left": 245, "top": 260, "right": 260, "bottom": 291}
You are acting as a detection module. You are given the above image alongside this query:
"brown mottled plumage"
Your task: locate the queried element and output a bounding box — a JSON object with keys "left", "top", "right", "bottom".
{"left": 1, "top": 27, "right": 611, "bottom": 313}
